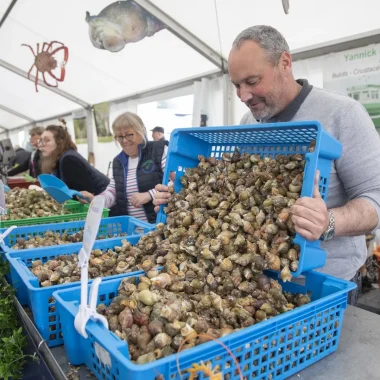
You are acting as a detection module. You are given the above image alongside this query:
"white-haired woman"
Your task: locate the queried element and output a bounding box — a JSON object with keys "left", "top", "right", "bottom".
{"left": 81, "top": 112, "right": 167, "bottom": 223}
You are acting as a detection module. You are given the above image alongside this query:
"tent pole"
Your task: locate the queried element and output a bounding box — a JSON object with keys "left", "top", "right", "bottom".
{"left": 0, "top": 104, "right": 34, "bottom": 123}
{"left": 134, "top": 0, "right": 227, "bottom": 71}
{"left": 86, "top": 109, "right": 95, "bottom": 157}
{"left": 0, "top": 59, "right": 90, "bottom": 109}
{"left": 222, "top": 74, "right": 234, "bottom": 126}
{"left": 107, "top": 69, "right": 221, "bottom": 105}
{"left": 0, "top": 0, "right": 18, "bottom": 29}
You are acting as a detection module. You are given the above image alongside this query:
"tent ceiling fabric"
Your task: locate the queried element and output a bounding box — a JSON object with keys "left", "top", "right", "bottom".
{"left": 0, "top": 107, "right": 28, "bottom": 129}
{"left": 1, "top": 0, "right": 380, "bottom": 130}
{"left": 0, "top": 66, "right": 81, "bottom": 122}
{"left": 154, "top": 0, "right": 380, "bottom": 56}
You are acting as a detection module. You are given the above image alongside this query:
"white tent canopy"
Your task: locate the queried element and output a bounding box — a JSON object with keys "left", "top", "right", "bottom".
{"left": 1, "top": 0, "right": 380, "bottom": 131}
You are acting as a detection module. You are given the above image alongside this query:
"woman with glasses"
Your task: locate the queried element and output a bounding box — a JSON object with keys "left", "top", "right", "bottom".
{"left": 39, "top": 125, "right": 109, "bottom": 195}
{"left": 80, "top": 112, "right": 167, "bottom": 223}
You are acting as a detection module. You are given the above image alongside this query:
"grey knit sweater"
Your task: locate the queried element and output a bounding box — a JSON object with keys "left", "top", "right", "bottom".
{"left": 240, "top": 79, "right": 380, "bottom": 280}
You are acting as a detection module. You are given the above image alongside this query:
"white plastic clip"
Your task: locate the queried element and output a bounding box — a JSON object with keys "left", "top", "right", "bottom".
{"left": 0, "top": 225, "right": 17, "bottom": 246}
{"left": 74, "top": 196, "right": 108, "bottom": 338}
{"left": 74, "top": 249, "right": 108, "bottom": 338}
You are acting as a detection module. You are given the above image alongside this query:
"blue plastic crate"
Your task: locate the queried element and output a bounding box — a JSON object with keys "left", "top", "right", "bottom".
{"left": 6, "top": 235, "right": 143, "bottom": 347}
{"left": 158, "top": 122, "right": 342, "bottom": 276}
{"left": 54, "top": 271, "right": 355, "bottom": 380}
{"left": 0, "top": 216, "right": 154, "bottom": 284}
{"left": 0, "top": 216, "right": 154, "bottom": 253}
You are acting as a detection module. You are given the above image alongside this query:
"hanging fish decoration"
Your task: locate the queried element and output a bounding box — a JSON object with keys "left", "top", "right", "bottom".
{"left": 85, "top": 0, "right": 166, "bottom": 53}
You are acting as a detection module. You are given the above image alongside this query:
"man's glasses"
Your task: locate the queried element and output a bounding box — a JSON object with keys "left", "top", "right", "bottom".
{"left": 115, "top": 133, "right": 134, "bottom": 142}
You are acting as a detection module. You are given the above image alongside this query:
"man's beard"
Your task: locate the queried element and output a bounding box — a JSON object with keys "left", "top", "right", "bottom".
{"left": 246, "top": 100, "right": 278, "bottom": 121}
{"left": 246, "top": 75, "right": 287, "bottom": 121}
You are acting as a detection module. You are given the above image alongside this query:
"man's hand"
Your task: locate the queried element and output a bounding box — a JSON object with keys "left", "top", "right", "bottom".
{"left": 291, "top": 171, "right": 329, "bottom": 241}
{"left": 153, "top": 184, "right": 171, "bottom": 212}
{"left": 130, "top": 192, "right": 151, "bottom": 208}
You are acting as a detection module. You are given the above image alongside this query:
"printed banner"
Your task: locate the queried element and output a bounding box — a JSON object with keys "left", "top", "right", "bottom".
{"left": 74, "top": 117, "right": 87, "bottom": 144}
{"left": 93, "top": 102, "right": 113, "bottom": 143}
{"left": 73, "top": 111, "right": 88, "bottom": 145}
{"left": 323, "top": 44, "right": 380, "bottom": 127}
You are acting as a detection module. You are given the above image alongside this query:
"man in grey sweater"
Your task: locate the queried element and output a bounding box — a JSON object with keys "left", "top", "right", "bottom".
{"left": 154, "top": 26, "right": 380, "bottom": 304}
{"left": 229, "top": 26, "right": 380, "bottom": 302}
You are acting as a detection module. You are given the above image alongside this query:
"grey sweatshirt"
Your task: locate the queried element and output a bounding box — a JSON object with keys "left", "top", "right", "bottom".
{"left": 240, "top": 79, "right": 380, "bottom": 280}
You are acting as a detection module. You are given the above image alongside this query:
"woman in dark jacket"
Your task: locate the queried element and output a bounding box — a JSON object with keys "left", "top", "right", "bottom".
{"left": 8, "top": 126, "right": 44, "bottom": 178}
{"left": 39, "top": 125, "right": 109, "bottom": 195}
{"left": 80, "top": 112, "right": 167, "bottom": 223}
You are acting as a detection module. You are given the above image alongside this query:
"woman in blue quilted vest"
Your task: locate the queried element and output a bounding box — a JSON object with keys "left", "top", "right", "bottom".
{"left": 39, "top": 124, "right": 109, "bottom": 195}
{"left": 80, "top": 112, "right": 167, "bottom": 224}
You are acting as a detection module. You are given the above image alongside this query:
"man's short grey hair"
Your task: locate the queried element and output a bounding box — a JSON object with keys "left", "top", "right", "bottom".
{"left": 232, "top": 25, "right": 290, "bottom": 65}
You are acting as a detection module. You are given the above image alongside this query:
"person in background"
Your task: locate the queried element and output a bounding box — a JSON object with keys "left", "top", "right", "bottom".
{"left": 8, "top": 126, "right": 44, "bottom": 178}
{"left": 151, "top": 126, "right": 168, "bottom": 145}
{"left": 39, "top": 125, "right": 109, "bottom": 195}
{"left": 80, "top": 112, "right": 167, "bottom": 224}
{"left": 9, "top": 145, "right": 31, "bottom": 171}
{"left": 152, "top": 25, "right": 380, "bottom": 306}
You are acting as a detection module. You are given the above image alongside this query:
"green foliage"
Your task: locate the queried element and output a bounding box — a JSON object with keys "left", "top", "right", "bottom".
{"left": 0, "top": 328, "right": 33, "bottom": 380}
{"left": 0, "top": 284, "right": 18, "bottom": 335}
{"left": 0, "top": 261, "right": 38, "bottom": 379}
{"left": 0, "top": 259, "right": 9, "bottom": 278}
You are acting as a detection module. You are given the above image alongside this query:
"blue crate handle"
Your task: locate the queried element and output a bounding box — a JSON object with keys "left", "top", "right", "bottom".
{"left": 0, "top": 225, "right": 17, "bottom": 253}
{"left": 129, "top": 219, "right": 155, "bottom": 235}
{"left": 15, "top": 258, "right": 39, "bottom": 285}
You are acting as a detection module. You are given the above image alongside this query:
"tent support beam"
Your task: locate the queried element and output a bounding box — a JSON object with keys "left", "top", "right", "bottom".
{"left": 0, "top": 104, "right": 34, "bottom": 123}
{"left": 0, "top": 0, "right": 18, "bottom": 29}
{"left": 14, "top": 110, "right": 83, "bottom": 132}
{"left": 28, "top": 110, "right": 82, "bottom": 125}
{"left": 292, "top": 29, "right": 380, "bottom": 61}
{"left": 133, "top": 0, "right": 227, "bottom": 71}
{"left": 13, "top": 110, "right": 84, "bottom": 132}
{"left": 109, "top": 69, "right": 222, "bottom": 104}
{"left": 0, "top": 59, "right": 90, "bottom": 109}
{"left": 11, "top": 70, "right": 223, "bottom": 133}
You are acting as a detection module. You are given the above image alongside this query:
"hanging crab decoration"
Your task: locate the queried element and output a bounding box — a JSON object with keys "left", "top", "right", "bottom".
{"left": 22, "top": 41, "right": 69, "bottom": 92}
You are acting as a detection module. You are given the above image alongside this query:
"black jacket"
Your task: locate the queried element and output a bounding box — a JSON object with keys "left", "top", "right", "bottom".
{"left": 54, "top": 150, "right": 109, "bottom": 195}
{"left": 159, "top": 137, "right": 169, "bottom": 146}
{"left": 111, "top": 141, "right": 166, "bottom": 223}
{"left": 8, "top": 148, "right": 31, "bottom": 176}
{"left": 7, "top": 149, "right": 42, "bottom": 178}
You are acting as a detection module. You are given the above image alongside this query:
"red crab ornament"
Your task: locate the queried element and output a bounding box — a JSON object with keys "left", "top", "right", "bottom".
{"left": 22, "top": 41, "right": 69, "bottom": 92}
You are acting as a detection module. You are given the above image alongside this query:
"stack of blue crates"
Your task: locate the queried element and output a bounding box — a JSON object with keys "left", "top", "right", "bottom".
{"left": 34, "top": 122, "right": 355, "bottom": 379}
{"left": 5, "top": 216, "right": 155, "bottom": 346}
